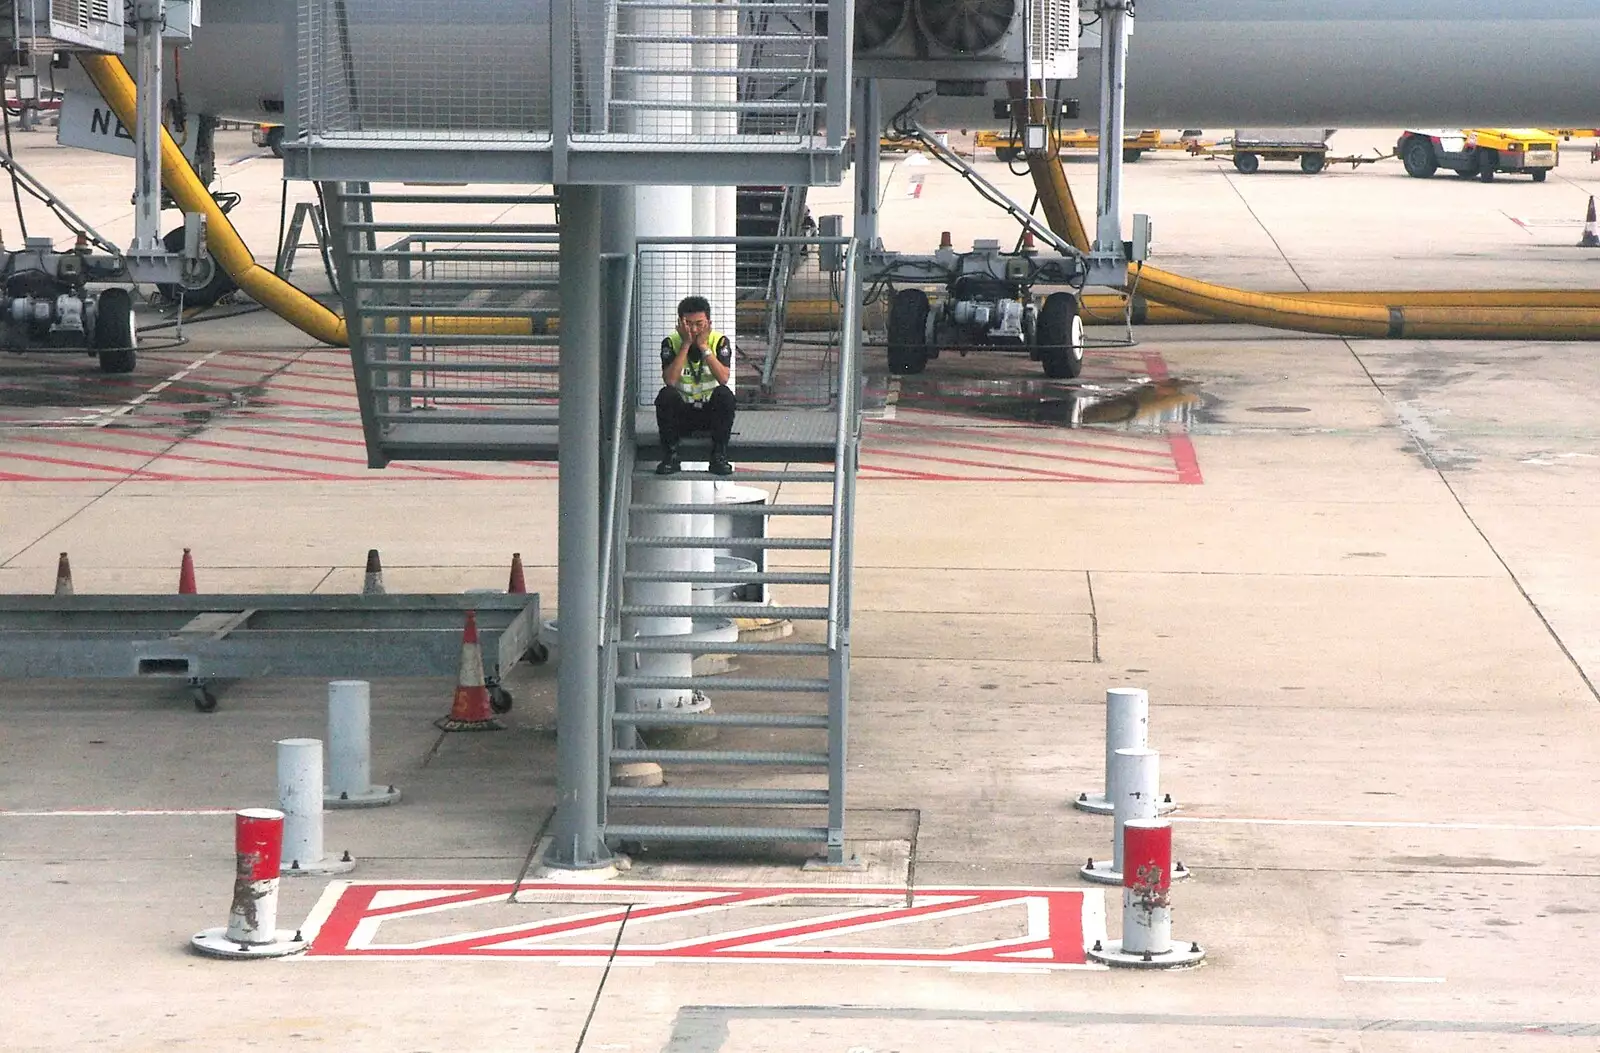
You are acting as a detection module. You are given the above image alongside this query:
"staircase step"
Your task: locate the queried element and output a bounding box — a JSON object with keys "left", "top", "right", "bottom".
{"left": 634, "top": 469, "right": 835, "bottom": 483}
{"left": 621, "top": 603, "right": 827, "bottom": 620}
{"left": 616, "top": 675, "right": 829, "bottom": 693}
{"left": 621, "top": 570, "right": 830, "bottom": 586}
{"left": 617, "top": 640, "right": 830, "bottom": 657}
{"left": 611, "top": 748, "right": 830, "bottom": 767}
{"left": 630, "top": 503, "right": 834, "bottom": 516}
{"left": 626, "top": 536, "right": 831, "bottom": 550}
{"left": 605, "top": 823, "right": 829, "bottom": 843}
{"left": 608, "top": 786, "right": 830, "bottom": 806}
{"left": 612, "top": 711, "right": 827, "bottom": 729}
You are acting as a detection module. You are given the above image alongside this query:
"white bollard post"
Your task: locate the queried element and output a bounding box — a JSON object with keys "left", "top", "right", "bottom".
{"left": 190, "top": 808, "right": 307, "bottom": 959}
{"left": 324, "top": 680, "right": 401, "bottom": 808}
{"left": 1081, "top": 747, "right": 1189, "bottom": 885}
{"left": 277, "top": 738, "right": 355, "bottom": 876}
{"left": 1075, "top": 687, "right": 1177, "bottom": 814}
{"left": 1088, "top": 818, "right": 1205, "bottom": 968}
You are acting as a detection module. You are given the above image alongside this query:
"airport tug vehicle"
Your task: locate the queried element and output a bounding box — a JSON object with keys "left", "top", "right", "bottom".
{"left": 1398, "top": 129, "right": 1560, "bottom": 182}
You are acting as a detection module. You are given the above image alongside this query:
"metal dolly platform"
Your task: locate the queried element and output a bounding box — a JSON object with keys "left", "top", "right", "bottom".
{"left": 0, "top": 593, "right": 543, "bottom": 712}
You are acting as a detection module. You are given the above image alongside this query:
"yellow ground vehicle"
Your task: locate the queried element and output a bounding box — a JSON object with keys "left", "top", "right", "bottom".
{"left": 1398, "top": 128, "right": 1559, "bottom": 181}
{"left": 252, "top": 123, "right": 285, "bottom": 158}
{"left": 976, "top": 127, "right": 1176, "bottom": 163}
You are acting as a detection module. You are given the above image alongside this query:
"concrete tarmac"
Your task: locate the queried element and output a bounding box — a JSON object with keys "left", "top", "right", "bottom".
{"left": 3, "top": 128, "right": 1600, "bottom": 1050}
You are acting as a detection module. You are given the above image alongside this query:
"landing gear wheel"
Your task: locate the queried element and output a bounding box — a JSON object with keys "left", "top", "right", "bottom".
{"left": 1532, "top": 168, "right": 1549, "bottom": 183}
{"left": 1300, "top": 152, "right": 1326, "bottom": 174}
{"left": 94, "top": 287, "right": 137, "bottom": 374}
{"left": 1477, "top": 148, "right": 1498, "bottom": 182}
{"left": 886, "top": 288, "right": 931, "bottom": 375}
{"left": 1036, "top": 292, "right": 1085, "bottom": 380}
{"left": 156, "top": 226, "right": 238, "bottom": 308}
{"left": 1402, "top": 138, "right": 1437, "bottom": 178}
{"left": 488, "top": 683, "right": 514, "bottom": 715}
{"left": 524, "top": 641, "right": 550, "bottom": 665}
{"left": 1232, "top": 152, "right": 1260, "bottom": 174}
{"left": 191, "top": 685, "right": 218, "bottom": 713}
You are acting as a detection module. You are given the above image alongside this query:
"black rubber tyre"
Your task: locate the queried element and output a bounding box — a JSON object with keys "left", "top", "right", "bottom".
{"left": 94, "top": 287, "right": 137, "bottom": 374}
{"left": 1232, "top": 152, "right": 1260, "bottom": 174}
{"left": 265, "top": 125, "right": 285, "bottom": 158}
{"left": 886, "top": 288, "right": 931, "bottom": 375}
{"left": 1122, "top": 148, "right": 1144, "bottom": 163}
{"left": 1036, "top": 292, "right": 1084, "bottom": 380}
{"left": 1401, "top": 137, "right": 1437, "bottom": 178}
{"left": 1300, "top": 152, "right": 1326, "bottom": 174}
{"left": 192, "top": 687, "right": 219, "bottom": 714}
{"left": 488, "top": 684, "right": 514, "bottom": 715}
{"left": 524, "top": 641, "right": 551, "bottom": 665}
{"left": 156, "top": 225, "right": 237, "bottom": 308}
{"left": 1532, "top": 168, "right": 1549, "bottom": 183}
{"left": 1477, "top": 148, "right": 1498, "bottom": 182}
{"left": 994, "top": 145, "right": 1020, "bottom": 163}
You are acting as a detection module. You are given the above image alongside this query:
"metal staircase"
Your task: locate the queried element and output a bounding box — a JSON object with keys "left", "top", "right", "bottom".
{"left": 599, "top": 241, "right": 862, "bottom": 863}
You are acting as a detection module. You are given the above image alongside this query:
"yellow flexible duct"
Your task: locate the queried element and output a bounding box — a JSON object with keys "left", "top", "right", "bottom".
{"left": 1028, "top": 153, "right": 1600, "bottom": 339}
{"left": 80, "top": 54, "right": 349, "bottom": 346}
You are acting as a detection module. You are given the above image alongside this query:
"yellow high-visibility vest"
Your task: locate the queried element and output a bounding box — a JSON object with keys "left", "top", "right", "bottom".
{"left": 667, "top": 330, "right": 726, "bottom": 403}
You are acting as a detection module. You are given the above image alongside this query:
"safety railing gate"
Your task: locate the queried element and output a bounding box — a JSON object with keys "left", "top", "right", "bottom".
{"left": 290, "top": 0, "right": 851, "bottom": 186}
{"left": 598, "top": 236, "right": 861, "bottom": 863}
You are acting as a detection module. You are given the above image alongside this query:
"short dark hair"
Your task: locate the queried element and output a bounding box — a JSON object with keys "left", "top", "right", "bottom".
{"left": 677, "top": 295, "right": 712, "bottom": 319}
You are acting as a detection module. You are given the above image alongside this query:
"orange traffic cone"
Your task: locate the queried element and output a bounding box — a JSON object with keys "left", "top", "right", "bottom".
{"left": 362, "top": 548, "right": 387, "bottom": 596}
{"left": 178, "top": 548, "right": 197, "bottom": 594}
{"left": 434, "top": 612, "right": 504, "bottom": 732}
{"left": 507, "top": 553, "right": 526, "bottom": 595}
{"left": 53, "top": 552, "right": 73, "bottom": 597}
{"left": 1582, "top": 196, "right": 1600, "bottom": 248}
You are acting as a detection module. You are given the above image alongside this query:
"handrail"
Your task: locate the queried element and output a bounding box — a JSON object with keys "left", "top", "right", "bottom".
{"left": 825, "top": 241, "right": 858, "bottom": 652}
{"left": 598, "top": 252, "right": 639, "bottom": 626}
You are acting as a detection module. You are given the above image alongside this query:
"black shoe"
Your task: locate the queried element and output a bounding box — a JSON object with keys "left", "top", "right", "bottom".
{"left": 708, "top": 448, "right": 733, "bottom": 476}
{"left": 655, "top": 449, "right": 681, "bottom": 475}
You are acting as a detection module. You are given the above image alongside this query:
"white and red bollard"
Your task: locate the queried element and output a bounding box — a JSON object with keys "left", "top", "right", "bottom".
{"left": 1076, "top": 687, "right": 1176, "bottom": 815}
{"left": 190, "top": 808, "right": 307, "bottom": 959}
{"left": 278, "top": 738, "right": 356, "bottom": 875}
{"left": 1082, "top": 747, "right": 1189, "bottom": 885}
{"left": 1089, "top": 818, "right": 1205, "bottom": 968}
{"left": 324, "top": 680, "right": 401, "bottom": 809}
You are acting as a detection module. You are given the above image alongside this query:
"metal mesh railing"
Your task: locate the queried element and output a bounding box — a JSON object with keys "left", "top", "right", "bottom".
{"left": 298, "top": 0, "right": 554, "bottom": 142}
{"left": 594, "top": 0, "right": 829, "bottom": 144}
{"left": 636, "top": 235, "right": 854, "bottom": 408}
{"left": 329, "top": 187, "right": 565, "bottom": 427}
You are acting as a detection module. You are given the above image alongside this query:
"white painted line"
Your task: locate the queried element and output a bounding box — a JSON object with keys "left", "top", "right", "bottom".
{"left": 1343, "top": 975, "right": 1446, "bottom": 984}
{"left": 883, "top": 376, "right": 900, "bottom": 422}
{"left": 0, "top": 808, "right": 238, "bottom": 817}
{"left": 94, "top": 346, "right": 232, "bottom": 428}
{"left": 1195, "top": 814, "right": 1600, "bottom": 833}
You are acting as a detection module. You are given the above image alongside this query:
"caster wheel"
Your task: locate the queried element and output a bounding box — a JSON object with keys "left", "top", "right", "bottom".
{"left": 524, "top": 642, "right": 550, "bottom": 665}
{"left": 192, "top": 688, "right": 218, "bottom": 713}
{"left": 488, "top": 684, "right": 514, "bottom": 715}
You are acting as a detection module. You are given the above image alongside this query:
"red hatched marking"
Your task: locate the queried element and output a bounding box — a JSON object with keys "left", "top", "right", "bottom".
{"left": 300, "top": 881, "right": 1105, "bottom": 970}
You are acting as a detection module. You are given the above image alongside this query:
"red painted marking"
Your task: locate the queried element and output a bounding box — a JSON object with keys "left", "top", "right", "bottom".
{"left": 0, "top": 447, "right": 180, "bottom": 479}
{"left": 2, "top": 433, "right": 348, "bottom": 481}
{"left": 869, "top": 430, "right": 1183, "bottom": 478}
{"left": 864, "top": 445, "right": 1113, "bottom": 482}
{"left": 236, "top": 810, "right": 283, "bottom": 880}
{"left": 302, "top": 881, "right": 1100, "bottom": 969}
{"left": 1168, "top": 435, "right": 1203, "bottom": 484}
{"left": 1123, "top": 821, "right": 1173, "bottom": 891}
{"left": 887, "top": 414, "right": 1176, "bottom": 459}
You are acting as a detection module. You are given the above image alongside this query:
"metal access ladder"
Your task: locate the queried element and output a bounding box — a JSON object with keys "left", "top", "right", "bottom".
{"left": 598, "top": 242, "right": 862, "bottom": 863}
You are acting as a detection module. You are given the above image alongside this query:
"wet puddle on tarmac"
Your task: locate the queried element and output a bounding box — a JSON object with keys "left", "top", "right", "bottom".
{"left": 890, "top": 374, "right": 1204, "bottom": 433}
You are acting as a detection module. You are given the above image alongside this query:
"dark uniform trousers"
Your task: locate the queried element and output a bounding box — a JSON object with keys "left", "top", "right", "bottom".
{"left": 655, "top": 384, "right": 736, "bottom": 450}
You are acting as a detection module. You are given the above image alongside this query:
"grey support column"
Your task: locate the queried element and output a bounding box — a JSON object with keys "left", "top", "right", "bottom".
{"left": 130, "top": 2, "right": 165, "bottom": 253}
{"left": 546, "top": 185, "right": 613, "bottom": 872}
{"left": 852, "top": 78, "right": 881, "bottom": 254}
{"left": 1093, "top": 0, "right": 1132, "bottom": 255}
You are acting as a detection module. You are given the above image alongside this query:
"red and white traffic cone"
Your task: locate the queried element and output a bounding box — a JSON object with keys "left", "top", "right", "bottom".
{"left": 1581, "top": 196, "right": 1600, "bottom": 248}
{"left": 178, "top": 548, "right": 197, "bottom": 595}
{"left": 435, "top": 612, "right": 504, "bottom": 732}
{"left": 190, "top": 808, "right": 307, "bottom": 959}
{"left": 1088, "top": 819, "right": 1205, "bottom": 969}
{"left": 362, "top": 548, "right": 386, "bottom": 596}
{"left": 507, "top": 553, "right": 527, "bottom": 595}
{"left": 53, "top": 552, "right": 73, "bottom": 597}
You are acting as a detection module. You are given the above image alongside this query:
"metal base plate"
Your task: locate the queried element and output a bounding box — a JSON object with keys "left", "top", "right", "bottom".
{"left": 801, "top": 854, "right": 867, "bottom": 873}
{"left": 190, "top": 928, "right": 307, "bottom": 959}
{"left": 1088, "top": 938, "right": 1206, "bottom": 969}
{"left": 325, "top": 785, "right": 402, "bottom": 809}
{"left": 1080, "top": 859, "right": 1191, "bottom": 885}
{"left": 1073, "top": 792, "right": 1179, "bottom": 815}
{"left": 281, "top": 853, "right": 357, "bottom": 877}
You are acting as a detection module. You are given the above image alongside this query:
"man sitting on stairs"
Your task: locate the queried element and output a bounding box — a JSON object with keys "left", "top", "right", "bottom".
{"left": 655, "top": 294, "right": 736, "bottom": 476}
